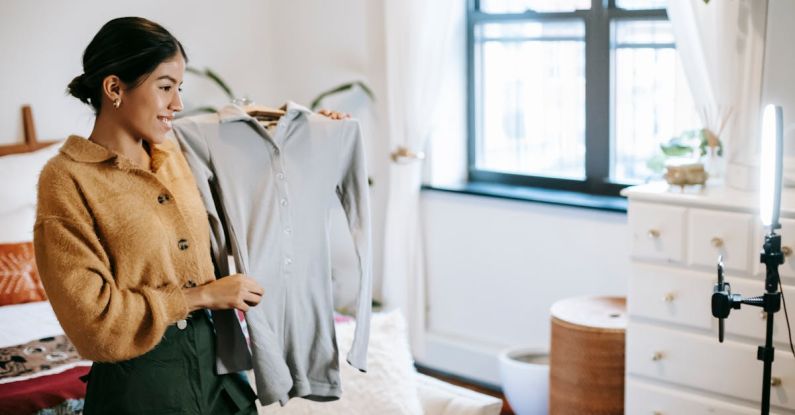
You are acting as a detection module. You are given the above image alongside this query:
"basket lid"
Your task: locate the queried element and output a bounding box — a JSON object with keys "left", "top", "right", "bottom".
{"left": 550, "top": 296, "right": 627, "bottom": 330}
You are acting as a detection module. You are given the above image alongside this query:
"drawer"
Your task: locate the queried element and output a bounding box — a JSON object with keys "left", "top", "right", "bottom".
{"left": 688, "top": 208, "right": 753, "bottom": 274}
{"left": 626, "top": 378, "right": 759, "bottom": 415}
{"left": 628, "top": 264, "right": 713, "bottom": 330}
{"left": 629, "top": 264, "right": 795, "bottom": 348}
{"left": 626, "top": 322, "right": 795, "bottom": 410}
{"left": 629, "top": 202, "right": 686, "bottom": 263}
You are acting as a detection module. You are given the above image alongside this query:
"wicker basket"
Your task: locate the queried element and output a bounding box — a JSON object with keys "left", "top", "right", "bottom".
{"left": 549, "top": 296, "right": 626, "bottom": 415}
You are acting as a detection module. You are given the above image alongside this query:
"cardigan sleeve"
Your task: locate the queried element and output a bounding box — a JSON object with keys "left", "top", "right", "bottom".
{"left": 33, "top": 162, "right": 189, "bottom": 362}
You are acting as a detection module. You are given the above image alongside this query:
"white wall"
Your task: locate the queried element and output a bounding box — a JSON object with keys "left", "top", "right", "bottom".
{"left": 0, "top": 0, "right": 274, "bottom": 142}
{"left": 761, "top": 0, "right": 795, "bottom": 184}
{"left": 0, "top": 0, "right": 388, "bottom": 141}
{"left": 418, "top": 191, "right": 630, "bottom": 384}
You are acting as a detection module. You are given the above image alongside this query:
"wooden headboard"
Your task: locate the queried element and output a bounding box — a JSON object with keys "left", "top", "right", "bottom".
{"left": 0, "top": 106, "right": 62, "bottom": 157}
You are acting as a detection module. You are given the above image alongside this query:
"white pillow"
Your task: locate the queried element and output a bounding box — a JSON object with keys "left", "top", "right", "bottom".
{"left": 0, "top": 207, "right": 36, "bottom": 244}
{"left": 259, "top": 310, "right": 423, "bottom": 415}
{"left": 0, "top": 141, "right": 64, "bottom": 242}
{"left": 0, "top": 141, "right": 64, "bottom": 216}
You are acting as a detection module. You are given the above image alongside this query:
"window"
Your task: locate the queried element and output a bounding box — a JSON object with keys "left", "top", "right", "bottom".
{"left": 467, "top": 0, "right": 698, "bottom": 196}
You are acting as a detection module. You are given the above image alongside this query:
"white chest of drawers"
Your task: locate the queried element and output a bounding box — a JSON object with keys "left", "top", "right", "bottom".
{"left": 622, "top": 183, "right": 795, "bottom": 414}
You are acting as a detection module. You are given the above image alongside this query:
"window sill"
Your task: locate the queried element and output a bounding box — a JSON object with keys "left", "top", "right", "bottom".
{"left": 421, "top": 181, "right": 628, "bottom": 213}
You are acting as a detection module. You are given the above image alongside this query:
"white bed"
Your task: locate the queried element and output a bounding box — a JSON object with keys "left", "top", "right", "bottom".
{"left": 0, "top": 301, "right": 67, "bottom": 349}
{"left": 0, "top": 134, "right": 90, "bottom": 415}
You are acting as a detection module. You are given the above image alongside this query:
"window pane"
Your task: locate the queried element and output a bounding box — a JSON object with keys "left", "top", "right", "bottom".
{"left": 475, "top": 21, "right": 586, "bottom": 180}
{"left": 615, "top": 0, "right": 667, "bottom": 10}
{"left": 614, "top": 18, "right": 674, "bottom": 44}
{"left": 480, "top": 0, "right": 590, "bottom": 13}
{"left": 611, "top": 20, "right": 700, "bottom": 183}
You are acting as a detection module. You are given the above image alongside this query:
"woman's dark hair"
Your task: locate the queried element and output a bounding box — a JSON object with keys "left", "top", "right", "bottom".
{"left": 67, "top": 17, "right": 188, "bottom": 113}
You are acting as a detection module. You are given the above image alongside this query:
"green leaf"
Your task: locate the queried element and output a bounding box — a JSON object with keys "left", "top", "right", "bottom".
{"left": 660, "top": 142, "right": 694, "bottom": 157}
{"left": 310, "top": 81, "right": 375, "bottom": 110}
{"left": 186, "top": 66, "right": 236, "bottom": 100}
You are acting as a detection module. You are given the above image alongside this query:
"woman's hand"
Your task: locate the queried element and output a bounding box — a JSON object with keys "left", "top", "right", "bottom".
{"left": 183, "top": 274, "right": 264, "bottom": 312}
{"left": 317, "top": 108, "right": 351, "bottom": 120}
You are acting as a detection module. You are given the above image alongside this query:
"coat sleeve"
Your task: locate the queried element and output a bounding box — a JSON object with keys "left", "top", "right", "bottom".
{"left": 335, "top": 120, "right": 373, "bottom": 372}
{"left": 33, "top": 162, "right": 188, "bottom": 362}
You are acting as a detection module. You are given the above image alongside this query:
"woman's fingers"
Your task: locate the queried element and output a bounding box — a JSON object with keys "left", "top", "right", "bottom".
{"left": 211, "top": 274, "right": 263, "bottom": 311}
{"left": 240, "top": 278, "right": 263, "bottom": 308}
{"left": 243, "top": 288, "right": 262, "bottom": 302}
{"left": 317, "top": 108, "right": 351, "bottom": 120}
{"left": 243, "top": 292, "right": 262, "bottom": 307}
{"left": 242, "top": 278, "right": 265, "bottom": 296}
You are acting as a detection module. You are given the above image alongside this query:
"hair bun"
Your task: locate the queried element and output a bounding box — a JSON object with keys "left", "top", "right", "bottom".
{"left": 67, "top": 74, "right": 92, "bottom": 104}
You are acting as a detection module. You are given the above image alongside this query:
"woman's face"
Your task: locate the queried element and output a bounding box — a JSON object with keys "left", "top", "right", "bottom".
{"left": 117, "top": 54, "right": 185, "bottom": 145}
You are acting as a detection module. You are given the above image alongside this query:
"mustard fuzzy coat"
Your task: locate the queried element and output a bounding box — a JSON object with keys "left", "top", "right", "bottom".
{"left": 33, "top": 135, "right": 216, "bottom": 362}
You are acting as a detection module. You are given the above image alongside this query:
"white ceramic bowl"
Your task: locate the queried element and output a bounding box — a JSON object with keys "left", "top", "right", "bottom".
{"left": 498, "top": 347, "right": 549, "bottom": 415}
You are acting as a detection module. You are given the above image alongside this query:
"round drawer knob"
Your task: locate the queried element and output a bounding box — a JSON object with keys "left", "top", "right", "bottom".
{"left": 783, "top": 246, "right": 793, "bottom": 257}
{"left": 711, "top": 237, "right": 724, "bottom": 248}
{"left": 651, "top": 351, "right": 665, "bottom": 361}
{"left": 648, "top": 229, "right": 661, "bottom": 239}
{"left": 663, "top": 292, "right": 676, "bottom": 303}
{"left": 772, "top": 377, "right": 783, "bottom": 387}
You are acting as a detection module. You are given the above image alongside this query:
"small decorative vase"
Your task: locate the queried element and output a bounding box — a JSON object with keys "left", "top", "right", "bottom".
{"left": 702, "top": 147, "right": 725, "bottom": 182}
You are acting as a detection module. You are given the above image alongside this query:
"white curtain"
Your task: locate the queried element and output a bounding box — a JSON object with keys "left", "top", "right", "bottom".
{"left": 381, "top": 0, "right": 462, "bottom": 358}
{"left": 667, "top": 0, "right": 769, "bottom": 190}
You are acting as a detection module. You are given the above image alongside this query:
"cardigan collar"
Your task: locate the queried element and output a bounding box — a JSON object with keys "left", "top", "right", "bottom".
{"left": 60, "top": 135, "right": 173, "bottom": 172}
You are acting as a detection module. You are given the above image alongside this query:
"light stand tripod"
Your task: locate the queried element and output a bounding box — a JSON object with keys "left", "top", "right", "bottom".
{"left": 710, "top": 104, "right": 786, "bottom": 415}
{"left": 711, "top": 231, "right": 784, "bottom": 415}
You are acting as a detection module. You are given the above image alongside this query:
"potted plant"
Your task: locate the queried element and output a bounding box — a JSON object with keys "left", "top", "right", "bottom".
{"left": 646, "top": 128, "right": 723, "bottom": 189}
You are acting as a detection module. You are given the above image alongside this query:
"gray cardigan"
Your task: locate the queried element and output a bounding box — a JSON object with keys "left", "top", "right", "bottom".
{"left": 172, "top": 102, "right": 372, "bottom": 406}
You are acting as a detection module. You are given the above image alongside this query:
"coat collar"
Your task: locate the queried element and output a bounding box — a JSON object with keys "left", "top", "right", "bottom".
{"left": 60, "top": 135, "right": 116, "bottom": 163}
{"left": 60, "top": 135, "right": 173, "bottom": 172}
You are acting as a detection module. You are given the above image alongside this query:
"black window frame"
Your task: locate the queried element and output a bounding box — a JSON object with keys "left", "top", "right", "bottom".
{"left": 466, "top": 0, "right": 669, "bottom": 197}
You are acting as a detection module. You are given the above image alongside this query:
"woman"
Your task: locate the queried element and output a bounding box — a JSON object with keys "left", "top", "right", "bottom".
{"left": 33, "top": 16, "right": 345, "bottom": 414}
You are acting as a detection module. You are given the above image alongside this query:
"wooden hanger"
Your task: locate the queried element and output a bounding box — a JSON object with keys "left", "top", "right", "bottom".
{"left": 243, "top": 104, "right": 286, "bottom": 129}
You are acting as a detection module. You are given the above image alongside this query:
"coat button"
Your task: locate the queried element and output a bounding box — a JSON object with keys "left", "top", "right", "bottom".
{"left": 157, "top": 194, "right": 170, "bottom": 204}
{"left": 177, "top": 319, "right": 187, "bottom": 330}
{"left": 178, "top": 239, "right": 189, "bottom": 250}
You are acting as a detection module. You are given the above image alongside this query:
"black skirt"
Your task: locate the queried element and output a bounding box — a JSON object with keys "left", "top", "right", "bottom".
{"left": 82, "top": 310, "right": 257, "bottom": 415}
